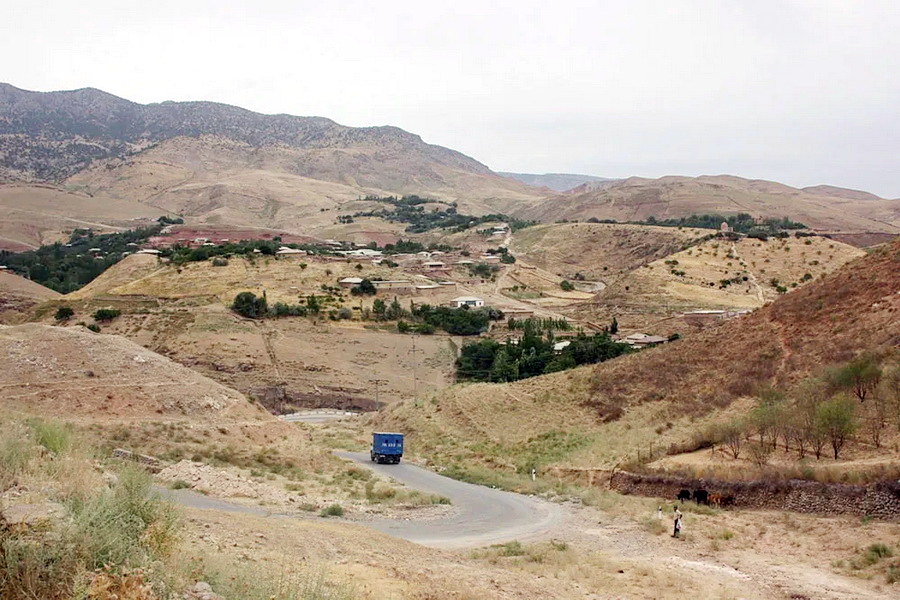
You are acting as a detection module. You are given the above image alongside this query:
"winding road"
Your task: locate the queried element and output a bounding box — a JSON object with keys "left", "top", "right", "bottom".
{"left": 158, "top": 452, "right": 563, "bottom": 549}
{"left": 335, "top": 451, "right": 563, "bottom": 548}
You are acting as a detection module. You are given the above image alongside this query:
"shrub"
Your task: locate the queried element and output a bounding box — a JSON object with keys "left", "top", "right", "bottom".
{"left": 319, "top": 504, "right": 344, "bottom": 517}
{"left": 86, "top": 324, "right": 101, "bottom": 333}
{"left": 54, "top": 306, "right": 74, "bottom": 321}
{"left": 497, "top": 541, "right": 525, "bottom": 556}
{"left": 269, "top": 302, "right": 307, "bottom": 318}
{"left": 28, "top": 420, "right": 73, "bottom": 455}
{"left": 211, "top": 257, "right": 228, "bottom": 267}
{"left": 92, "top": 308, "right": 121, "bottom": 322}
{"left": 560, "top": 280, "right": 575, "bottom": 291}
{"left": 73, "top": 466, "right": 180, "bottom": 568}
{"left": 231, "top": 292, "right": 268, "bottom": 319}
{"left": 169, "top": 479, "right": 191, "bottom": 490}
{"left": 350, "top": 279, "right": 376, "bottom": 296}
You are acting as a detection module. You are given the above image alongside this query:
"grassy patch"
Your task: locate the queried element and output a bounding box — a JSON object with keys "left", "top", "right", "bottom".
{"left": 319, "top": 504, "right": 345, "bottom": 518}
{"left": 28, "top": 419, "right": 73, "bottom": 455}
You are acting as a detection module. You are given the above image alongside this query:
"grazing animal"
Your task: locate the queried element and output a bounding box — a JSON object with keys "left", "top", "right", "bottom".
{"left": 692, "top": 489, "right": 710, "bottom": 505}
{"left": 709, "top": 493, "right": 723, "bottom": 507}
{"left": 721, "top": 495, "right": 736, "bottom": 507}
{"left": 677, "top": 489, "right": 691, "bottom": 503}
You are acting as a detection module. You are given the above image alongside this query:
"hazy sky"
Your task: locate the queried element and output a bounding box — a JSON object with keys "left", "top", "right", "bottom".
{"left": 4, "top": 0, "right": 899, "bottom": 196}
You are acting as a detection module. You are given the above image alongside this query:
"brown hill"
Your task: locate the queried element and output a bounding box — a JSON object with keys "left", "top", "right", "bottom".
{"left": 0, "top": 322, "right": 269, "bottom": 422}
{"left": 573, "top": 233, "right": 865, "bottom": 332}
{"left": 0, "top": 83, "right": 544, "bottom": 234}
{"left": 377, "top": 238, "right": 899, "bottom": 470}
{"left": 0, "top": 183, "right": 161, "bottom": 250}
{"left": 64, "top": 135, "right": 541, "bottom": 233}
{"left": 516, "top": 175, "right": 900, "bottom": 233}
{"left": 0, "top": 269, "right": 60, "bottom": 322}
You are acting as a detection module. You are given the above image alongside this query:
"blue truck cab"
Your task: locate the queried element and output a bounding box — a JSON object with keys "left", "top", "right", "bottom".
{"left": 371, "top": 432, "right": 404, "bottom": 464}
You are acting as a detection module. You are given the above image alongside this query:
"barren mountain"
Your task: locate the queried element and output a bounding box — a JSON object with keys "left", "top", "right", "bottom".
{"left": 516, "top": 175, "right": 900, "bottom": 233}
{"left": 0, "top": 83, "right": 544, "bottom": 221}
{"left": 498, "top": 172, "right": 615, "bottom": 192}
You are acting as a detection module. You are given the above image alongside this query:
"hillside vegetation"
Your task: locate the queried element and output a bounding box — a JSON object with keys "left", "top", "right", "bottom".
{"left": 374, "top": 239, "right": 900, "bottom": 482}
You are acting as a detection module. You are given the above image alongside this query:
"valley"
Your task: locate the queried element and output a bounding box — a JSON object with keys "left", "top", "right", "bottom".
{"left": 1, "top": 82, "right": 899, "bottom": 600}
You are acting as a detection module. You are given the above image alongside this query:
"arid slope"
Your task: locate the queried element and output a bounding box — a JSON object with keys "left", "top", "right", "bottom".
{"left": 517, "top": 175, "right": 900, "bottom": 233}
{"left": 377, "top": 239, "right": 900, "bottom": 469}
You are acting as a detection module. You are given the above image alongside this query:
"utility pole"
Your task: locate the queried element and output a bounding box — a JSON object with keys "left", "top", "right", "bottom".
{"left": 371, "top": 378, "right": 388, "bottom": 405}
{"left": 408, "top": 334, "right": 420, "bottom": 397}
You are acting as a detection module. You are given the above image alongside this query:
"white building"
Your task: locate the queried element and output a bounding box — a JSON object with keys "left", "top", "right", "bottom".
{"left": 338, "top": 277, "right": 364, "bottom": 288}
{"left": 451, "top": 296, "right": 485, "bottom": 308}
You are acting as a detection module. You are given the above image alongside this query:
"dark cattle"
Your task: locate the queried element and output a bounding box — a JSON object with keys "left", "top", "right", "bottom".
{"left": 721, "top": 495, "right": 736, "bottom": 507}
{"left": 677, "top": 489, "right": 691, "bottom": 503}
{"left": 693, "top": 489, "right": 709, "bottom": 505}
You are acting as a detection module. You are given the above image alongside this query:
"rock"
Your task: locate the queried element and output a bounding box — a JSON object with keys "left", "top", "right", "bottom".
{"left": 183, "top": 581, "right": 225, "bottom": 600}
{"left": 1, "top": 502, "right": 65, "bottom": 529}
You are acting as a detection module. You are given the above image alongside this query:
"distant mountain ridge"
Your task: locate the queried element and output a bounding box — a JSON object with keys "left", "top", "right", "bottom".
{"left": 517, "top": 174, "right": 900, "bottom": 233}
{"left": 0, "top": 83, "right": 490, "bottom": 182}
{"left": 498, "top": 172, "right": 615, "bottom": 192}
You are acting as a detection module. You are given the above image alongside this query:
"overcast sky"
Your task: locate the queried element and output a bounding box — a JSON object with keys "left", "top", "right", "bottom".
{"left": 4, "top": 0, "right": 899, "bottom": 196}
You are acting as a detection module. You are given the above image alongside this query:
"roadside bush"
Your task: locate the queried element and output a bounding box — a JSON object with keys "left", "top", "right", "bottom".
{"left": 319, "top": 504, "right": 344, "bottom": 518}
{"left": 54, "top": 306, "right": 74, "bottom": 321}
{"left": 92, "top": 308, "right": 121, "bottom": 322}
{"left": 73, "top": 466, "right": 180, "bottom": 568}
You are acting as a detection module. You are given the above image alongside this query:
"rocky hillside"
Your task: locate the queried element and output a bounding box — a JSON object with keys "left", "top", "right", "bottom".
{"left": 516, "top": 175, "right": 900, "bottom": 233}
{"left": 0, "top": 83, "right": 543, "bottom": 217}
{"left": 0, "top": 83, "right": 484, "bottom": 181}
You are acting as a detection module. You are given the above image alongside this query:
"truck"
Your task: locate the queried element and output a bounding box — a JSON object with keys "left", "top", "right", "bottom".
{"left": 371, "top": 432, "right": 404, "bottom": 464}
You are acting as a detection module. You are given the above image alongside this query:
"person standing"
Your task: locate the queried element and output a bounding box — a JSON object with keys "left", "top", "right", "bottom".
{"left": 672, "top": 505, "right": 683, "bottom": 538}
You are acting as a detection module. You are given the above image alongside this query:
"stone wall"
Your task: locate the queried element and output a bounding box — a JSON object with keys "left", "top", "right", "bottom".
{"left": 609, "top": 471, "right": 900, "bottom": 521}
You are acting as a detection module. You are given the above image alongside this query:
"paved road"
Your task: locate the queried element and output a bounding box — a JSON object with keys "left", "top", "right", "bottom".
{"left": 280, "top": 411, "right": 357, "bottom": 424}
{"left": 156, "top": 454, "right": 563, "bottom": 550}
{"left": 335, "top": 451, "right": 563, "bottom": 549}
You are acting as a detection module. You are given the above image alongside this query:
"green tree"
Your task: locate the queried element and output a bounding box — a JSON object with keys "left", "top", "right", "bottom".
{"left": 815, "top": 394, "right": 857, "bottom": 459}
{"left": 372, "top": 298, "right": 386, "bottom": 318}
{"left": 350, "top": 278, "right": 377, "bottom": 296}
{"left": 92, "top": 308, "right": 122, "bottom": 322}
{"left": 543, "top": 353, "right": 576, "bottom": 374}
{"left": 231, "top": 292, "right": 267, "bottom": 319}
{"left": 54, "top": 306, "right": 74, "bottom": 321}
{"left": 490, "top": 349, "right": 519, "bottom": 382}
{"left": 306, "top": 295, "right": 321, "bottom": 315}
{"left": 385, "top": 297, "right": 403, "bottom": 320}
{"left": 827, "top": 353, "right": 882, "bottom": 402}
